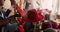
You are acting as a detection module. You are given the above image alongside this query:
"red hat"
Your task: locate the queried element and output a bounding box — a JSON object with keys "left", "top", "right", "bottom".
{"left": 26, "top": 9, "right": 44, "bottom": 22}
{"left": 27, "top": 9, "right": 38, "bottom": 22}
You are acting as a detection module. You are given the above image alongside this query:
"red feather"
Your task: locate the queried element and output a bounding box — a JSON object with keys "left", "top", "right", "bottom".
{"left": 15, "top": 3, "right": 25, "bottom": 16}
{"left": 18, "top": 25, "right": 25, "bottom": 32}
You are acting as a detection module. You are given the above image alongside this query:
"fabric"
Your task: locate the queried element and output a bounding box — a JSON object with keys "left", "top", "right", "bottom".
{"left": 0, "top": 10, "right": 5, "bottom": 19}
{"left": 0, "top": 9, "right": 12, "bottom": 32}
{"left": 42, "top": 21, "right": 58, "bottom": 30}
{"left": 5, "top": 16, "right": 18, "bottom": 32}
{"left": 26, "top": 0, "right": 40, "bottom": 9}
{"left": 24, "top": 22, "right": 34, "bottom": 32}
{"left": 40, "top": 0, "right": 52, "bottom": 10}
{"left": 0, "top": 9, "right": 11, "bottom": 26}
{"left": 0, "top": 10, "right": 6, "bottom": 18}
{"left": 5, "top": 23, "right": 18, "bottom": 32}
{"left": 57, "top": 0, "right": 60, "bottom": 15}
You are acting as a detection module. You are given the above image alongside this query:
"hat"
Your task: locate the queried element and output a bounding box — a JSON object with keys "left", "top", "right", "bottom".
{"left": 27, "top": 9, "right": 38, "bottom": 22}
{"left": 26, "top": 9, "right": 44, "bottom": 22}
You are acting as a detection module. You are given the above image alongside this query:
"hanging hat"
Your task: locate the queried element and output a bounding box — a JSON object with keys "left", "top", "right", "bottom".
{"left": 3, "top": 0, "right": 11, "bottom": 9}
{"left": 26, "top": 9, "right": 38, "bottom": 22}
{"left": 26, "top": 9, "right": 44, "bottom": 22}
